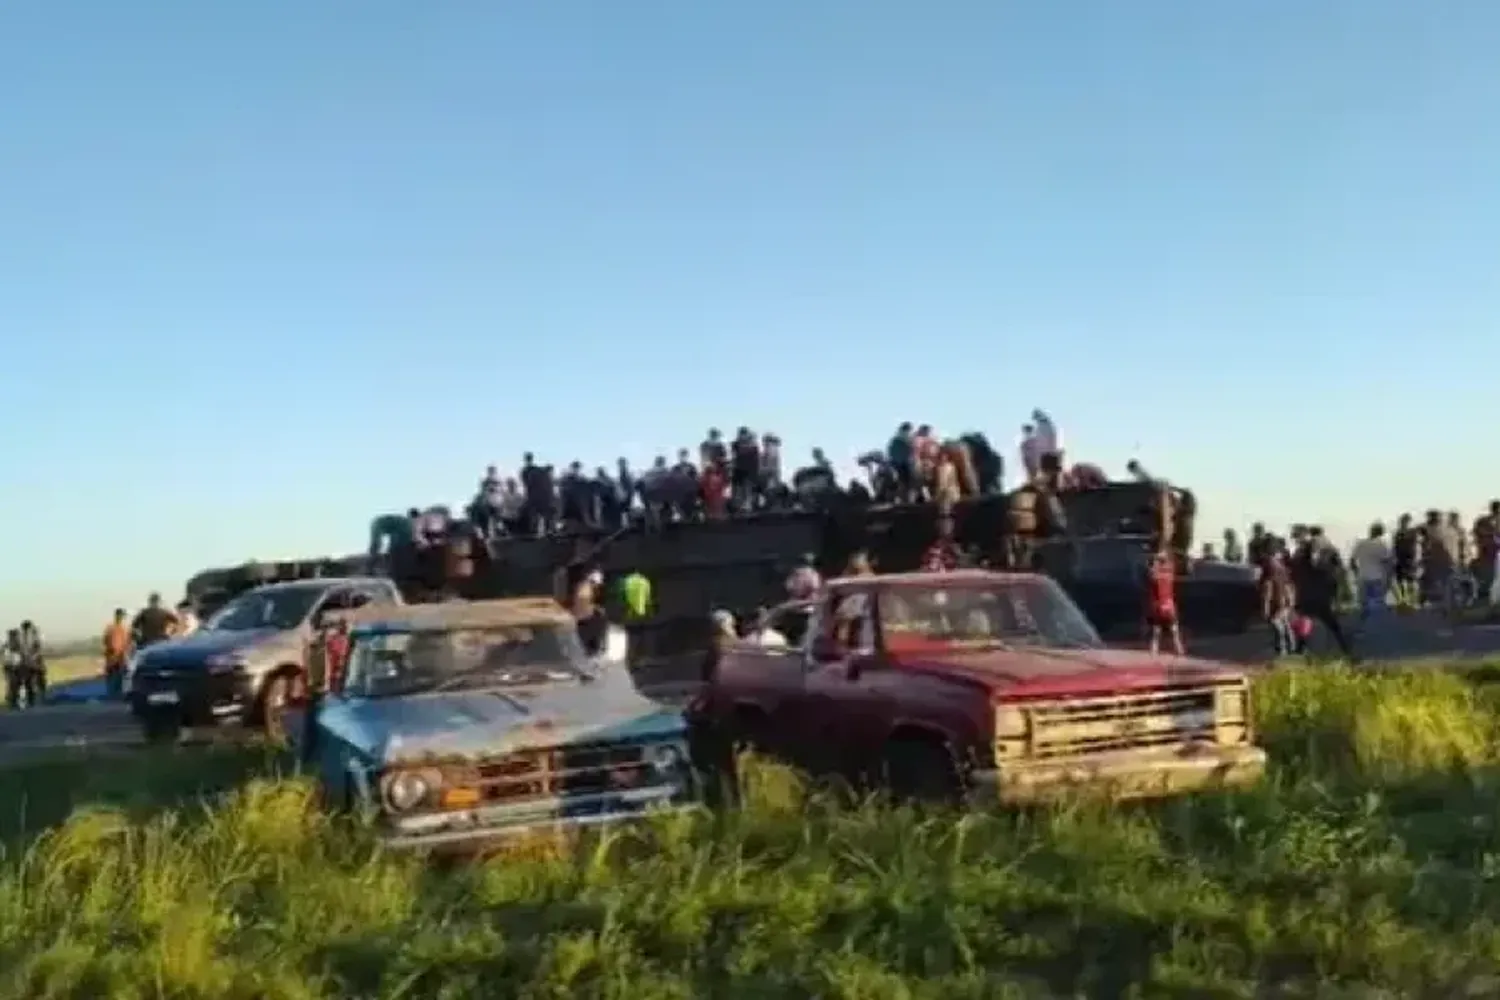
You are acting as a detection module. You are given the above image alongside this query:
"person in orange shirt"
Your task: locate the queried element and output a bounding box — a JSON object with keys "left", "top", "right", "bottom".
{"left": 102, "top": 608, "right": 132, "bottom": 699}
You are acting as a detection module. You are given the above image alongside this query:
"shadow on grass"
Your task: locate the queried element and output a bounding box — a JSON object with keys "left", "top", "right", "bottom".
{"left": 0, "top": 744, "right": 286, "bottom": 843}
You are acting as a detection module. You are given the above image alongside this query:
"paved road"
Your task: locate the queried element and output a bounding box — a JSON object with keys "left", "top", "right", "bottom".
{"left": 1170, "top": 610, "right": 1500, "bottom": 666}
{"left": 0, "top": 681, "right": 703, "bottom": 766}
{"left": 3, "top": 616, "right": 1498, "bottom": 765}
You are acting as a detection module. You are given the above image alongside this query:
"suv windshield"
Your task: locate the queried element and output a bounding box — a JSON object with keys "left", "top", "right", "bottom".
{"left": 343, "top": 623, "right": 590, "bottom": 699}
{"left": 879, "top": 578, "right": 1103, "bottom": 651}
{"left": 204, "top": 587, "right": 324, "bottom": 632}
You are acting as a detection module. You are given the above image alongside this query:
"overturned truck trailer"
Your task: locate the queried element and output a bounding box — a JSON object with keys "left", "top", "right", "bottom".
{"left": 185, "top": 481, "right": 1256, "bottom": 686}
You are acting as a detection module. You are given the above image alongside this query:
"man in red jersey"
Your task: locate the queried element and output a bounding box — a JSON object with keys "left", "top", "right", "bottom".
{"left": 1144, "top": 548, "right": 1184, "bottom": 656}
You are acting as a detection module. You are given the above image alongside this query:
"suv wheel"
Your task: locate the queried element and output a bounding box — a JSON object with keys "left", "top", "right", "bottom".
{"left": 259, "top": 673, "right": 294, "bottom": 744}
{"left": 883, "top": 737, "right": 963, "bottom": 804}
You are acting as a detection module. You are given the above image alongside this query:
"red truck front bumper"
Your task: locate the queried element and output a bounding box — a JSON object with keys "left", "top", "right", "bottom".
{"left": 970, "top": 743, "right": 1267, "bottom": 804}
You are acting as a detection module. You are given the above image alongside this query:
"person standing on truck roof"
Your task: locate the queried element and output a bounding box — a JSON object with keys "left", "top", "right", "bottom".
{"left": 730, "top": 428, "right": 761, "bottom": 514}
{"left": 368, "top": 509, "right": 420, "bottom": 561}
{"left": 1019, "top": 424, "right": 1042, "bottom": 483}
{"left": 760, "top": 433, "right": 783, "bottom": 505}
{"left": 699, "top": 428, "right": 728, "bottom": 472}
{"left": 887, "top": 423, "right": 917, "bottom": 502}
{"left": 700, "top": 459, "right": 728, "bottom": 519}
{"left": 102, "top": 608, "right": 132, "bottom": 700}
{"left": 1031, "top": 409, "right": 1062, "bottom": 466}
{"left": 131, "top": 592, "right": 178, "bottom": 649}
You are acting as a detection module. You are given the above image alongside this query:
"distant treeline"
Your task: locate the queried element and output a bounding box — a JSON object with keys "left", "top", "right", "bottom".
{"left": 44, "top": 637, "right": 99, "bottom": 659}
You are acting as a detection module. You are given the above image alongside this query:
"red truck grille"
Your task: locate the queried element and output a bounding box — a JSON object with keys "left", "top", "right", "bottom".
{"left": 1015, "top": 687, "right": 1220, "bottom": 759}
{"left": 474, "top": 743, "right": 649, "bottom": 803}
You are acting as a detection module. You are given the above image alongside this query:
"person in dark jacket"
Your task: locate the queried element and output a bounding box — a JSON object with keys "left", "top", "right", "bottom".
{"left": 131, "top": 593, "right": 178, "bottom": 649}
{"left": 1290, "top": 530, "right": 1353, "bottom": 658}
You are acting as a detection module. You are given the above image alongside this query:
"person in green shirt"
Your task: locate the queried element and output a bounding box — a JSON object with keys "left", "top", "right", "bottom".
{"left": 621, "top": 570, "right": 652, "bottom": 620}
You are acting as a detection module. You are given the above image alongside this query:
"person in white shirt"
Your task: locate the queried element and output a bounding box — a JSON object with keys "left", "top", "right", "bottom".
{"left": 745, "top": 608, "right": 788, "bottom": 648}
{"left": 1019, "top": 424, "right": 1042, "bottom": 482}
{"left": 1350, "top": 522, "right": 1392, "bottom": 620}
{"left": 174, "top": 601, "right": 200, "bottom": 637}
{"left": 1031, "top": 409, "right": 1061, "bottom": 459}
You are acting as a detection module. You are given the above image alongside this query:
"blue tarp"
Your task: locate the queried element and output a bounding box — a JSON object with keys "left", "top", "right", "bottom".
{"left": 46, "top": 674, "right": 111, "bottom": 704}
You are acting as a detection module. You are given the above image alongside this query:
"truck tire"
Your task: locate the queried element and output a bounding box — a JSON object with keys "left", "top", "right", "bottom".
{"left": 882, "top": 736, "right": 963, "bottom": 804}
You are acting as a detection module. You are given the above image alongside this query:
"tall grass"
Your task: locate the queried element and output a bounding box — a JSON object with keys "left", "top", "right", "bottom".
{"left": 4, "top": 664, "right": 1500, "bottom": 997}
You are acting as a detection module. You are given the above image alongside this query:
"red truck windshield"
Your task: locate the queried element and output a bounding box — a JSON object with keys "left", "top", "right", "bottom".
{"left": 878, "top": 579, "right": 1103, "bottom": 651}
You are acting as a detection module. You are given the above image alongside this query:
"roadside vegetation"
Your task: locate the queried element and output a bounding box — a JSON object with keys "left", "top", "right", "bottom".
{"left": 4, "top": 663, "right": 1500, "bottom": 998}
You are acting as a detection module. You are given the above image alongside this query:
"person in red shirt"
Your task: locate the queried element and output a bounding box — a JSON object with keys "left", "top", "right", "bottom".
{"left": 323, "top": 620, "right": 352, "bottom": 694}
{"left": 1144, "top": 549, "right": 1184, "bottom": 656}
{"left": 921, "top": 518, "right": 961, "bottom": 572}
{"left": 700, "top": 462, "right": 727, "bottom": 519}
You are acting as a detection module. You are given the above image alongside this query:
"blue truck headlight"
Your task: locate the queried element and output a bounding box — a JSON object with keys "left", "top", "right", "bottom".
{"left": 645, "top": 743, "right": 685, "bottom": 774}
{"left": 381, "top": 768, "right": 441, "bottom": 812}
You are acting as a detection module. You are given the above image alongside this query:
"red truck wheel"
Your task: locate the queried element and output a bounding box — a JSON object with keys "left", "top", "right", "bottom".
{"left": 882, "top": 737, "right": 963, "bottom": 804}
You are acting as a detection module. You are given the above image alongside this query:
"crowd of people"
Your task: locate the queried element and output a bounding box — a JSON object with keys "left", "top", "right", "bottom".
{"left": 12, "top": 411, "right": 1500, "bottom": 707}
{"left": 368, "top": 413, "right": 1082, "bottom": 559}
{"left": 1190, "top": 502, "right": 1500, "bottom": 660}
{"left": 0, "top": 594, "right": 201, "bottom": 710}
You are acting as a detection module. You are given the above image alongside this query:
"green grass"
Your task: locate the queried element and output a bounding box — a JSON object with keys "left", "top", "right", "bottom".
{"left": 6, "top": 665, "right": 1500, "bottom": 998}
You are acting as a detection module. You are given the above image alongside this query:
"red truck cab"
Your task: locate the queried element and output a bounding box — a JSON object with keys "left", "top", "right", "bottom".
{"left": 695, "top": 569, "right": 1265, "bottom": 803}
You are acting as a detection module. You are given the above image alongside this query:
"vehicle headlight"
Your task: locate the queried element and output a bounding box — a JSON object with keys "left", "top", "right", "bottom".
{"left": 380, "top": 768, "right": 441, "bottom": 812}
{"left": 1215, "top": 684, "right": 1249, "bottom": 723}
{"left": 645, "top": 742, "right": 685, "bottom": 774}
{"left": 993, "top": 704, "right": 1028, "bottom": 759}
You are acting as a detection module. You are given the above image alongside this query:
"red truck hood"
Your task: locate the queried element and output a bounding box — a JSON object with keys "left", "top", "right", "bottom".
{"left": 887, "top": 642, "right": 1242, "bottom": 700}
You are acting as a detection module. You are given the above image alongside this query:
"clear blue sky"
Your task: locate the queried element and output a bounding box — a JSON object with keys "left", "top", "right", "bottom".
{"left": 3, "top": 1, "right": 1498, "bottom": 637}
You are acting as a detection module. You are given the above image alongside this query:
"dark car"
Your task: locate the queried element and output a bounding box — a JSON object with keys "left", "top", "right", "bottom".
{"left": 128, "top": 577, "right": 401, "bottom": 742}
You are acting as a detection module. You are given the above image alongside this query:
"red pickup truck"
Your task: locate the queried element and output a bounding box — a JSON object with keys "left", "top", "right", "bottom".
{"left": 691, "top": 569, "right": 1265, "bottom": 803}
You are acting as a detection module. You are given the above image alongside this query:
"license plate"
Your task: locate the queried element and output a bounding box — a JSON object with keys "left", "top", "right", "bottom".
{"left": 146, "top": 691, "right": 179, "bottom": 706}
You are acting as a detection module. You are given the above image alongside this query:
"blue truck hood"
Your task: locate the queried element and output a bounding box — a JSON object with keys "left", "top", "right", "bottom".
{"left": 337, "top": 671, "right": 685, "bottom": 764}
